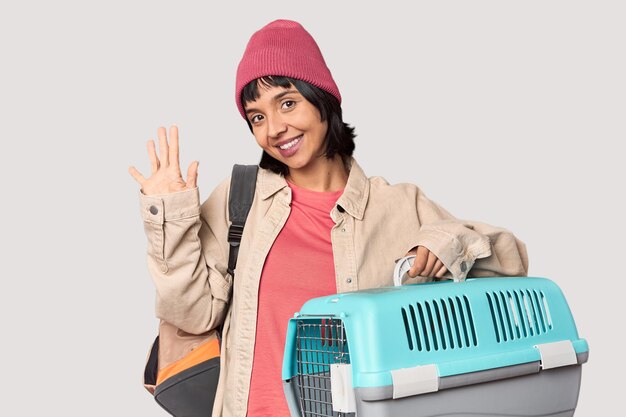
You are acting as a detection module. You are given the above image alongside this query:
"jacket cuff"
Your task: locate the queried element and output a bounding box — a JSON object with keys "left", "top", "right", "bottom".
{"left": 139, "top": 188, "right": 201, "bottom": 224}
{"left": 407, "top": 228, "right": 492, "bottom": 280}
{"left": 209, "top": 273, "right": 233, "bottom": 302}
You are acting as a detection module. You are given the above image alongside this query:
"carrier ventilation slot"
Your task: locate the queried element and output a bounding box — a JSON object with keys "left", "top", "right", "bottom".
{"left": 295, "top": 318, "right": 352, "bottom": 417}
{"left": 487, "top": 290, "right": 553, "bottom": 343}
{"left": 401, "top": 296, "right": 477, "bottom": 352}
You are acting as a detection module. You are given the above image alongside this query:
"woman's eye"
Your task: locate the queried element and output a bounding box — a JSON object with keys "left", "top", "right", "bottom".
{"left": 282, "top": 100, "right": 295, "bottom": 109}
{"left": 251, "top": 114, "right": 263, "bottom": 123}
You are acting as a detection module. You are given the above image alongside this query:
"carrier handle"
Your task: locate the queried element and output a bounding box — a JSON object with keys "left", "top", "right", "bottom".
{"left": 393, "top": 255, "right": 416, "bottom": 286}
{"left": 394, "top": 255, "right": 464, "bottom": 285}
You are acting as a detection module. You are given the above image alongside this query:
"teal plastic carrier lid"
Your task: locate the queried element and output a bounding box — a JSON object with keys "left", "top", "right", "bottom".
{"left": 282, "top": 277, "right": 588, "bottom": 388}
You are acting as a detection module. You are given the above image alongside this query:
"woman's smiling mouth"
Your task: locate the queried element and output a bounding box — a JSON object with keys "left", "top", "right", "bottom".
{"left": 276, "top": 135, "right": 303, "bottom": 157}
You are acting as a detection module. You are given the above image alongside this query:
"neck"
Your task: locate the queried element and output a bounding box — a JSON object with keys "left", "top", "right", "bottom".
{"left": 286, "top": 155, "right": 349, "bottom": 192}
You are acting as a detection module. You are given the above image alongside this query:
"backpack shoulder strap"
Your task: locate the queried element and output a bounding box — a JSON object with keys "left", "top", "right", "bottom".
{"left": 227, "top": 164, "right": 259, "bottom": 277}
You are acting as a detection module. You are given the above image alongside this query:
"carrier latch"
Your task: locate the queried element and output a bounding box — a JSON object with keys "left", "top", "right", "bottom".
{"left": 534, "top": 340, "right": 577, "bottom": 370}
{"left": 330, "top": 363, "right": 357, "bottom": 413}
{"left": 391, "top": 364, "right": 439, "bottom": 399}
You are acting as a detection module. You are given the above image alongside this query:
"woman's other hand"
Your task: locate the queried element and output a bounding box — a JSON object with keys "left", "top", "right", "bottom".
{"left": 405, "top": 246, "right": 448, "bottom": 279}
{"left": 128, "top": 125, "right": 199, "bottom": 195}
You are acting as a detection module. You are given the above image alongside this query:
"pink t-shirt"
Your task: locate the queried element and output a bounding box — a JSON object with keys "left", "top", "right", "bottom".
{"left": 246, "top": 181, "right": 343, "bottom": 417}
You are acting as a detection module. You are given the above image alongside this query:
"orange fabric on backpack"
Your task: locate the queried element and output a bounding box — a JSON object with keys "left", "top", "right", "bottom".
{"left": 156, "top": 338, "right": 220, "bottom": 385}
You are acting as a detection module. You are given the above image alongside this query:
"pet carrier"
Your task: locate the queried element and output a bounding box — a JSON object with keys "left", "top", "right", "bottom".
{"left": 282, "top": 277, "right": 588, "bottom": 417}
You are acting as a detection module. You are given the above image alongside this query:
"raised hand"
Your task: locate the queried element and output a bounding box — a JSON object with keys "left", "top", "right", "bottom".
{"left": 129, "top": 125, "right": 199, "bottom": 196}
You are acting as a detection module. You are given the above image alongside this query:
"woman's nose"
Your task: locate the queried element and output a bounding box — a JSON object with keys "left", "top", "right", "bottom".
{"left": 267, "top": 113, "right": 288, "bottom": 138}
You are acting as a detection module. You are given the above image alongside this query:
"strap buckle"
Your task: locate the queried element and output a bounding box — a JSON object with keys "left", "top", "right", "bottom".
{"left": 228, "top": 223, "right": 244, "bottom": 244}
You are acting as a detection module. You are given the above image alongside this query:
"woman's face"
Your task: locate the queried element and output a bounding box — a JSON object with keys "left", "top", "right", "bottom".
{"left": 244, "top": 82, "right": 328, "bottom": 172}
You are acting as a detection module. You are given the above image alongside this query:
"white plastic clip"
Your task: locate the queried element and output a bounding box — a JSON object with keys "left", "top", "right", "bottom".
{"left": 534, "top": 340, "right": 577, "bottom": 370}
{"left": 330, "top": 364, "right": 356, "bottom": 413}
{"left": 391, "top": 364, "right": 439, "bottom": 399}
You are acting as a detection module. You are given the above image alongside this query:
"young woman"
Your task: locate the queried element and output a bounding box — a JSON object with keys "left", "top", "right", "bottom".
{"left": 129, "top": 19, "right": 528, "bottom": 417}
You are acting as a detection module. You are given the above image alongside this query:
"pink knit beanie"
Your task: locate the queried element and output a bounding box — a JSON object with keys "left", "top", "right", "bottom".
{"left": 235, "top": 19, "right": 342, "bottom": 120}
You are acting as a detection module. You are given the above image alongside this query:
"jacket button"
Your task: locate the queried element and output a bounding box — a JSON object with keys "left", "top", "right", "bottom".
{"left": 460, "top": 261, "right": 467, "bottom": 272}
{"left": 346, "top": 277, "right": 352, "bottom": 284}
{"left": 337, "top": 205, "right": 345, "bottom": 213}
{"left": 149, "top": 205, "right": 159, "bottom": 215}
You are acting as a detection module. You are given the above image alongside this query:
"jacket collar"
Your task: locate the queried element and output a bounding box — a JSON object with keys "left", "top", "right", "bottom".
{"left": 257, "top": 157, "right": 370, "bottom": 220}
{"left": 258, "top": 166, "right": 288, "bottom": 200}
{"left": 335, "top": 158, "right": 369, "bottom": 220}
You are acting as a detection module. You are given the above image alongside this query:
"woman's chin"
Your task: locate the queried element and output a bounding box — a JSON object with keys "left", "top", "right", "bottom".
{"left": 271, "top": 151, "right": 308, "bottom": 170}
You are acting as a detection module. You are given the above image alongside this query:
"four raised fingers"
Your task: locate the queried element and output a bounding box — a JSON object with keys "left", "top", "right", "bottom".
{"left": 129, "top": 124, "right": 197, "bottom": 192}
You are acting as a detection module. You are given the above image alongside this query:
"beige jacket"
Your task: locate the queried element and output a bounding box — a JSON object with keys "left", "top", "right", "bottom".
{"left": 138, "top": 157, "right": 528, "bottom": 417}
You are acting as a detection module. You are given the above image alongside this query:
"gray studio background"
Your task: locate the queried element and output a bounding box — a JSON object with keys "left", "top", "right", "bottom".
{"left": 1, "top": 1, "right": 623, "bottom": 415}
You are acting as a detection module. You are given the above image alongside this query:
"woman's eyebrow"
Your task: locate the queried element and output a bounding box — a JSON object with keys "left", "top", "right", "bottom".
{"left": 272, "top": 89, "right": 299, "bottom": 101}
{"left": 245, "top": 89, "right": 300, "bottom": 115}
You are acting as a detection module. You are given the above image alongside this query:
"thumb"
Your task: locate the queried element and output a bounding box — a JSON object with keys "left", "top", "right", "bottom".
{"left": 408, "top": 247, "right": 426, "bottom": 277}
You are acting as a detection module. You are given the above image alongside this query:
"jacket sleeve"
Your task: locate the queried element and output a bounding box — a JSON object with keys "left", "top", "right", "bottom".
{"left": 139, "top": 178, "right": 232, "bottom": 334}
{"left": 406, "top": 187, "right": 529, "bottom": 280}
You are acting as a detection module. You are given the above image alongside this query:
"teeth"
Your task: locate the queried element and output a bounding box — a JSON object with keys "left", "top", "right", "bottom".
{"left": 279, "top": 136, "right": 301, "bottom": 150}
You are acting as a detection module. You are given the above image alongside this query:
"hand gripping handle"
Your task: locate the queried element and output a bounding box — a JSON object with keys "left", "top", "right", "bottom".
{"left": 393, "top": 255, "right": 416, "bottom": 287}
{"left": 393, "top": 255, "right": 463, "bottom": 286}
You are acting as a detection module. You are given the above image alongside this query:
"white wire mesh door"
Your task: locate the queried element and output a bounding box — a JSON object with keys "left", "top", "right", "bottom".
{"left": 295, "top": 317, "right": 354, "bottom": 417}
